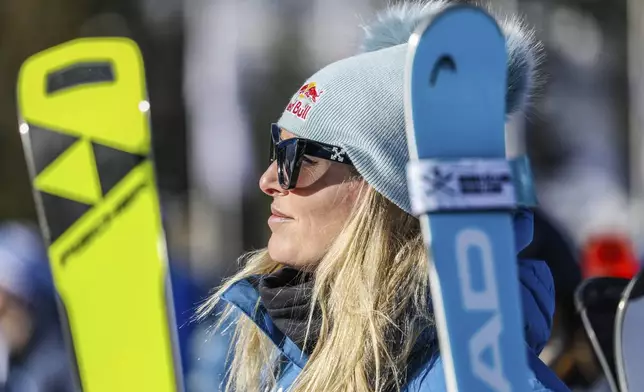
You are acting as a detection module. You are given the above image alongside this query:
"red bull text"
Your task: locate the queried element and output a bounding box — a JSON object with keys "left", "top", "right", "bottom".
{"left": 286, "top": 82, "right": 324, "bottom": 121}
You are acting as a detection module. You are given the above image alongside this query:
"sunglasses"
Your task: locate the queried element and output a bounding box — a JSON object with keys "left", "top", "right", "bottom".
{"left": 269, "top": 123, "right": 354, "bottom": 190}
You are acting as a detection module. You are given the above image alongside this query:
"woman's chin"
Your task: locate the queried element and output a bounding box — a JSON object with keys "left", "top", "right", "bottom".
{"left": 267, "top": 237, "right": 292, "bottom": 265}
{"left": 267, "top": 237, "right": 315, "bottom": 269}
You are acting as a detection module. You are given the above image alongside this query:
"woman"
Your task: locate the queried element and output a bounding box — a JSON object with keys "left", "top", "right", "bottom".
{"left": 199, "top": 1, "right": 569, "bottom": 391}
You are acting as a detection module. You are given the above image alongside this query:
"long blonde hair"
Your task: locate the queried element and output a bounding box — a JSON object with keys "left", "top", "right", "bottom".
{"left": 198, "top": 185, "right": 434, "bottom": 392}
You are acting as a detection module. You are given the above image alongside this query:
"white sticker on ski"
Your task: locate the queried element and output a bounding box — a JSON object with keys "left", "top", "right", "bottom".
{"left": 407, "top": 159, "right": 515, "bottom": 215}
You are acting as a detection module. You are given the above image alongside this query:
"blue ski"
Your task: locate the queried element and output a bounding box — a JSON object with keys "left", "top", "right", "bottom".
{"left": 405, "top": 5, "right": 530, "bottom": 392}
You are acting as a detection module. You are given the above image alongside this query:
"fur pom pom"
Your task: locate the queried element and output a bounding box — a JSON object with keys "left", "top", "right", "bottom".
{"left": 360, "top": 1, "right": 450, "bottom": 53}
{"left": 498, "top": 14, "right": 543, "bottom": 114}
{"left": 360, "top": 1, "right": 543, "bottom": 114}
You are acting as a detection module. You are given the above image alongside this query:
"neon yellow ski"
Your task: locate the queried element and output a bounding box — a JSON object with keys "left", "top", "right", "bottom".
{"left": 17, "top": 38, "right": 181, "bottom": 392}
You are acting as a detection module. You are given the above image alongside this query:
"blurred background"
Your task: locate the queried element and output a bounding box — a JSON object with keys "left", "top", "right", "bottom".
{"left": 0, "top": 0, "right": 643, "bottom": 390}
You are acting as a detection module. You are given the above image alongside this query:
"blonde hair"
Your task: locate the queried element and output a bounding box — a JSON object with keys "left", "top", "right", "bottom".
{"left": 198, "top": 186, "right": 433, "bottom": 392}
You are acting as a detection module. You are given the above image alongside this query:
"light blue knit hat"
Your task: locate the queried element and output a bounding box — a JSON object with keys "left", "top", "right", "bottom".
{"left": 276, "top": 1, "right": 541, "bottom": 214}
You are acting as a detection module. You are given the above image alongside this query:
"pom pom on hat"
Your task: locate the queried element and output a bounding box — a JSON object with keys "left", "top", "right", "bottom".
{"left": 360, "top": 0, "right": 542, "bottom": 114}
{"left": 360, "top": 1, "right": 450, "bottom": 53}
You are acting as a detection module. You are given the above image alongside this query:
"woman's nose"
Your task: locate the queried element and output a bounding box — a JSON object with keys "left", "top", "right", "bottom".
{"left": 259, "top": 161, "right": 288, "bottom": 197}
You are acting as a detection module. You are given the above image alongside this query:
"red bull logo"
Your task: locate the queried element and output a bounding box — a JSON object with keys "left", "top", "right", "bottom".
{"left": 298, "top": 82, "right": 324, "bottom": 103}
{"left": 285, "top": 82, "right": 324, "bottom": 121}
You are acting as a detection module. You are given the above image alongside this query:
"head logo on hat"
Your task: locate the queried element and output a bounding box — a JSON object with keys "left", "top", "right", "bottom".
{"left": 285, "top": 82, "right": 325, "bottom": 121}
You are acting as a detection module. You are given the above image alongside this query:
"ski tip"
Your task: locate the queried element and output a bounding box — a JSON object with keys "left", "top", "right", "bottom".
{"left": 361, "top": 1, "right": 543, "bottom": 115}
{"left": 17, "top": 36, "right": 143, "bottom": 89}
{"left": 21, "top": 37, "right": 139, "bottom": 64}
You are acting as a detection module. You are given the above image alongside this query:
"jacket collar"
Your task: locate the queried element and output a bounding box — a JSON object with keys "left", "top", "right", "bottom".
{"left": 221, "top": 277, "right": 309, "bottom": 369}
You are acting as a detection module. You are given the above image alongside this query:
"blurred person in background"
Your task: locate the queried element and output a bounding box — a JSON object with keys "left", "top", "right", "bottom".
{"left": 196, "top": 2, "right": 568, "bottom": 391}
{"left": 520, "top": 2, "right": 635, "bottom": 279}
{"left": 0, "top": 221, "right": 74, "bottom": 392}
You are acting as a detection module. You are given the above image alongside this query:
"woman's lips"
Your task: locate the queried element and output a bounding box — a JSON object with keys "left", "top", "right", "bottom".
{"left": 269, "top": 206, "right": 294, "bottom": 224}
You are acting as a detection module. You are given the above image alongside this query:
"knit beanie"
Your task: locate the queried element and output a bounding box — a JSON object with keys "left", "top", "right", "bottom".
{"left": 276, "top": 1, "right": 541, "bottom": 214}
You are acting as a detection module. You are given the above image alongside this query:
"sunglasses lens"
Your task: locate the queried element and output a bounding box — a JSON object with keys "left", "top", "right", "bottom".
{"left": 280, "top": 141, "right": 299, "bottom": 188}
{"left": 270, "top": 124, "right": 336, "bottom": 189}
{"left": 269, "top": 125, "right": 280, "bottom": 163}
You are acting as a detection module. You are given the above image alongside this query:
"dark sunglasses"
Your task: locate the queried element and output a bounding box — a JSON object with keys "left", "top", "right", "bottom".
{"left": 269, "top": 123, "right": 353, "bottom": 190}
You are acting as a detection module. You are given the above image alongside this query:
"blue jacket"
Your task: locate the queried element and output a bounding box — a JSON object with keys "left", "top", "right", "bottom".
{"left": 220, "top": 210, "right": 570, "bottom": 391}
